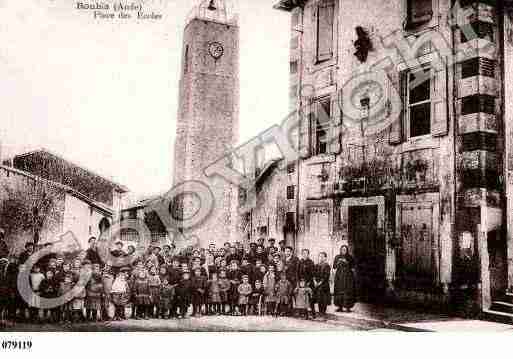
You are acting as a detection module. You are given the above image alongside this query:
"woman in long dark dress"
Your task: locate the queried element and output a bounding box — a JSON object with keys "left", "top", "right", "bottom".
{"left": 333, "top": 245, "right": 356, "bottom": 312}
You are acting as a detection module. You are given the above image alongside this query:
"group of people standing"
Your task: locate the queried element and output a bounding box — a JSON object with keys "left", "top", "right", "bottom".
{"left": 0, "top": 231, "right": 358, "bottom": 324}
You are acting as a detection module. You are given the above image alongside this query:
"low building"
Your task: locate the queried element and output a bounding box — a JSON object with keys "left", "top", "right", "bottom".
{"left": 120, "top": 196, "right": 176, "bottom": 250}
{"left": 0, "top": 149, "right": 129, "bottom": 252}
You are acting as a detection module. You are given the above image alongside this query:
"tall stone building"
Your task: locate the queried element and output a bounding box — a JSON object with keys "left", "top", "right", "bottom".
{"left": 173, "top": 0, "right": 239, "bottom": 248}
{"left": 240, "top": 0, "right": 513, "bottom": 317}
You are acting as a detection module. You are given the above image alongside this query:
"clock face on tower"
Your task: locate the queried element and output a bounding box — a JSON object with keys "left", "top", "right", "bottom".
{"left": 208, "top": 42, "right": 224, "bottom": 60}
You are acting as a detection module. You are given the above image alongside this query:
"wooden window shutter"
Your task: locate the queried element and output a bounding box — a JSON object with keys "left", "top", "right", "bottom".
{"left": 317, "top": 0, "right": 334, "bottom": 62}
{"left": 431, "top": 59, "right": 449, "bottom": 137}
{"left": 330, "top": 94, "right": 342, "bottom": 154}
{"left": 301, "top": 99, "right": 314, "bottom": 159}
{"left": 389, "top": 72, "right": 406, "bottom": 145}
{"left": 409, "top": 0, "right": 433, "bottom": 26}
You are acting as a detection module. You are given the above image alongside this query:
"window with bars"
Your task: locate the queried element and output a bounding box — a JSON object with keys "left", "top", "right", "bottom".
{"left": 290, "top": 60, "right": 298, "bottom": 74}
{"left": 287, "top": 185, "right": 295, "bottom": 200}
{"left": 406, "top": 65, "right": 432, "bottom": 138}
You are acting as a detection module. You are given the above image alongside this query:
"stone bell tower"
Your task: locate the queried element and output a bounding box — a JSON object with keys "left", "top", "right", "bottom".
{"left": 173, "top": 0, "right": 239, "bottom": 248}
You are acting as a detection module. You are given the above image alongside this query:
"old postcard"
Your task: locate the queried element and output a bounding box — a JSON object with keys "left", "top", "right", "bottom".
{"left": 1, "top": 0, "right": 513, "bottom": 348}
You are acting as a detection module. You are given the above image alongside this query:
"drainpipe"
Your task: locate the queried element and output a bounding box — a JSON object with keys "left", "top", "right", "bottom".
{"left": 295, "top": 5, "right": 305, "bottom": 252}
{"left": 451, "top": 0, "right": 458, "bottom": 297}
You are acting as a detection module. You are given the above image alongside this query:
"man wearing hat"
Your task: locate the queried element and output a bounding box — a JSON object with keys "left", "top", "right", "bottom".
{"left": 284, "top": 246, "right": 300, "bottom": 291}
{"left": 0, "top": 229, "right": 8, "bottom": 260}
{"left": 266, "top": 238, "right": 277, "bottom": 256}
{"left": 18, "top": 242, "right": 35, "bottom": 265}
{"left": 278, "top": 239, "right": 287, "bottom": 253}
{"left": 226, "top": 246, "right": 241, "bottom": 266}
{"left": 85, "top": 237, "right": 102, "bottom": 265}
{"left": 110, "top": 241, "right": 124, "bottom": 258}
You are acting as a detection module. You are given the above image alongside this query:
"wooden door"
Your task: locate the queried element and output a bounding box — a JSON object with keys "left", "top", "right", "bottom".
{"left": 349, "top": 205, "right": 385, "bottom": 302}
{"left": 399, "top": 204, "right": 434, "bottom": 287}
{"left": 307, "top": 207, "right": 334, "bottom": 265}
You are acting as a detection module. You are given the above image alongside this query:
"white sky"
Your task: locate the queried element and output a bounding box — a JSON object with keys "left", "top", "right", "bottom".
{"left": 0, "top": 0, "right": 290, "bottom": 197}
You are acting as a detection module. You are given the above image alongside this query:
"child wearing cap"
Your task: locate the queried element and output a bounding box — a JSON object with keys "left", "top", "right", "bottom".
{"left": 191, "top": 267, "right": 207, "bottom": 316}
{"left": 101, "top": 264, "right": 114, "bottom": 321}
{"left": 111, "top": 269, "right": 130, "bottom": 321}
{"left": 85, "top": 264, "right": 104, "bottom": 322}
{"left": 237, "top": 274, "right": 252, "bottom": 316}
{"left": 276, "top": 272, "right": 292, "bottom": 317}
{"left": 218, "top": 269, "right": 230, "bottom": 315}
{"left": 158, "top": 277, "right": 175, "bottom": 319}
{"left": 249, "top": 279, "right": 264, "bottom": 316}
{"left": 175, "top": 270, "right": 192, "bottom": 318}
{"left": 148, "top": 266, "right": 161, "bottom": 318}
{"left": 255, "top": 263, "right": 266, "bottom": 283}
{"left": 58, "top": 273, "right": 74, "bottom": 323}
{"left": 207, "top": 272, "right": 222, "bottom": 315}
{"left": 263, "top": 264, "right": 277, "bottom": 316}
{"left": 40, "top": 269, "right": 58, "bottom": 323}
{"left": 133, "top": 270, "right": 151, "bottom": 320}
{"left": 227, "top": 260, "right": 241, "bottom": 315}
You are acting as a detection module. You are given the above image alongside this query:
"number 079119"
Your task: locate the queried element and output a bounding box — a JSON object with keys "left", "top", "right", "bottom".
{"left": 1, "top": 340, "right": 32, "bottom": 350}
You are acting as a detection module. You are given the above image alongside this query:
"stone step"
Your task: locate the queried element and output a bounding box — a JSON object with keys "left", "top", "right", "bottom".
{"left": 482, "top": 309, "right": 513, "bottom": 325}
{"left": 491, "top": 301, "right": 513, "bottom": 314}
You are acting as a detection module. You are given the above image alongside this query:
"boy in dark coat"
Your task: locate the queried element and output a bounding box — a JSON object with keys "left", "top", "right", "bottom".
{"left": 159, "top": 278, "right": 175, "bottom": 319}
{"left": 175, "top": 270, "right": 192, "bottom": 318}
{"left": 276, "top": 272, "right": 292, "bottom": 317}
{"left": 227, "top": 260, "right": 241, "bottom": 315}
{"left": 218, "top": 269, "right": 231, "bottom": 315}
{"left": 240, "top": 257, "right": 255, "bottom": 284}
{"left": 85, "top": 265, "right": 104, "bottom": 322}
{"left": 191, "top": 267, "right": 207, "bottom": 316}
{"left": 249, "top": 279, "right": 264, "bottom": 315}
{"left": 132, "top": 271, "right": 151, "bottom": 320}
{"left": 313, "top": 252, "right": 332, "bottom": 317}
{"left": 40, "top": 270, "right": 58, "bottom": 323}
{"left": 298, "top": 249, "right": 315, "bottom": 317}
{"left": 167, "top": 258, "right": 182, "bottom": 317}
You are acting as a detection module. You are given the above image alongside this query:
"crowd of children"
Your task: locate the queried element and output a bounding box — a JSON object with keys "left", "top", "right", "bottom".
{"left": 0, "top": 237, "right": 333, "bottom": 324}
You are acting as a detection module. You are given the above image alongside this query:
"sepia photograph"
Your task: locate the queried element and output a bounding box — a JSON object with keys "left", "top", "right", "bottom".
{"left": 1, "top": 0, "right": 513, "bottom": 344}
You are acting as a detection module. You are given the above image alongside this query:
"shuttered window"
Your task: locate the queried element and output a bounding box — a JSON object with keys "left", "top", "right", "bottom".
{"left": 316, "top": 0, "right": 334, "bottom": 62}
{"left": 407, "top": 0, "right": 433, "bottom": 28}
{"left": 311, "top": 97, "right": 331, "bottom": 156}
{"left": 407, "top": 65, "right": 432, "bottom": 138}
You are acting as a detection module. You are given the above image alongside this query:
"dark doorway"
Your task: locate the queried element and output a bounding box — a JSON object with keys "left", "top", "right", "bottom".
{"left": 349, "top": 205, "right": 385, "bottom": 302}
{"left": 488, "top": 229, "right": 508, "bottom": 300}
